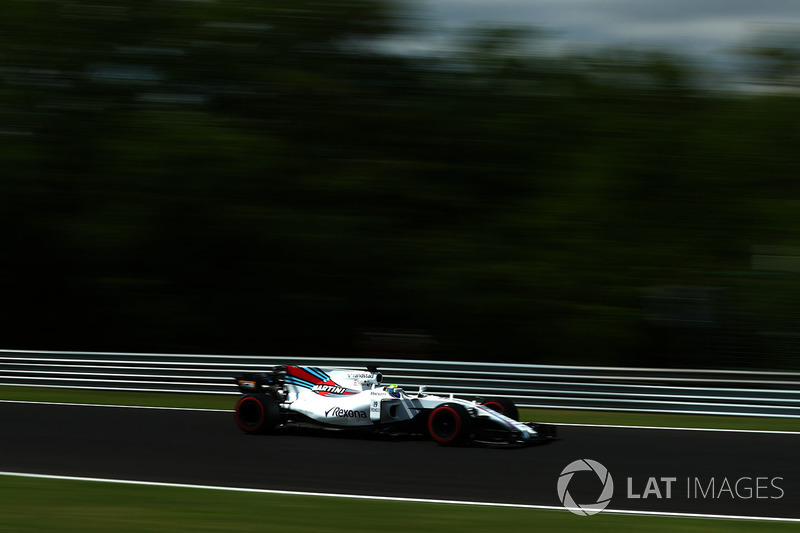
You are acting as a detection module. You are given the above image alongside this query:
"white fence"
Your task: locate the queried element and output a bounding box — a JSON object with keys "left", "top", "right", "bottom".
{"left": 1, "top": 349, "right": 799, "bottom": 418}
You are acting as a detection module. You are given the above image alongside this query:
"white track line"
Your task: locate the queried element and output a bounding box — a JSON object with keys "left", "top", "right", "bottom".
{"left": 1, "top": 471, "right": 798, "bottom": 523}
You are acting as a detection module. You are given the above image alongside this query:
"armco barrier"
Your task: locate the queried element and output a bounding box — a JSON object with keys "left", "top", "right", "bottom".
{"left": 1, "top": 349, "right": 799, "bottom": 418}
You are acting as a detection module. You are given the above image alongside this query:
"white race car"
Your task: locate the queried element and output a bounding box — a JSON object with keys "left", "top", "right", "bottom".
{"left": 233, "top": 365, "right": 556, "bottom": 446}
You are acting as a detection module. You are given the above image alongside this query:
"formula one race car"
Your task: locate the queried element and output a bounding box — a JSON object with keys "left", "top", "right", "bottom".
{"left": 233, "top": 365, "right": 556, "bottom": 446}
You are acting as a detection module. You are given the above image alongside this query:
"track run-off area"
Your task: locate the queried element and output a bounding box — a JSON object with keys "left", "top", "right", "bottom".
{"left": 0, "top": 401, "right": 798, "bottom": 522}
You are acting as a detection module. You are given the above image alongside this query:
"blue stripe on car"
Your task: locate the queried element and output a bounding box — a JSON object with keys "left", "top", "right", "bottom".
{"left": 285, "top": 376, "right": 314, "bottom": 389}
{"left": 476, "top": 404, "right": 526, "bottom": 437}
{"left": 305, "top": 366, "right": 329, "bottom": 381}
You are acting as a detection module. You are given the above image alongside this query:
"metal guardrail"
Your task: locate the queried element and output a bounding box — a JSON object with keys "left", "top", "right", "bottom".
{"left": 1, "top": 349, "right": 799, "bottom": 418}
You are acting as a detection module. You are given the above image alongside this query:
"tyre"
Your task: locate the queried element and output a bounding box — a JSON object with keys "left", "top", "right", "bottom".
{"left": 234, "top": 394, "right": 280, "bottom": 434}
{"left": 479, "top": 397, "right": 519, "bottom": 421}
{"left": 427, "top": 403, "right": 472, "bottom": 445}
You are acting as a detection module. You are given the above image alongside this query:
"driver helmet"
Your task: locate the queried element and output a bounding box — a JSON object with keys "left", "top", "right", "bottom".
{"left": 386, "top": 384, "right": 402, "bottom": 398}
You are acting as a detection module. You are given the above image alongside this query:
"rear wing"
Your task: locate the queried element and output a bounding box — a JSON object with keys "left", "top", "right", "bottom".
{"left": 234, "top": 366, "right": 287, "bottom": 396}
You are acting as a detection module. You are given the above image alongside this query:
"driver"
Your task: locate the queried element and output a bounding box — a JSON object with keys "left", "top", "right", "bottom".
{"left": 386, "top": 384, "right": 403, "bottom": 398}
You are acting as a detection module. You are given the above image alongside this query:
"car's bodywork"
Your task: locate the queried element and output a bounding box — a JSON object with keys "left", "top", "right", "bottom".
{"left": 234, "top": 365, "right": 556, "bottom": 446}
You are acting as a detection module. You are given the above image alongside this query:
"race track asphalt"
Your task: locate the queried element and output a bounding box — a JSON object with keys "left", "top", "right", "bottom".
{"left": 0, "top": 402, "right": 797, "bottom": 519}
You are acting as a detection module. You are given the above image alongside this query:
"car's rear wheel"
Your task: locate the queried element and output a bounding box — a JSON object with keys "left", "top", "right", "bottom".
{"left": 479, "top": 397, "right": 519, "bottom": 421}
{"left": 235, "top": 394, "right": 280, "bottom": 434}
{"left": 427, "top": 403, "right": 472, "bottom": 445}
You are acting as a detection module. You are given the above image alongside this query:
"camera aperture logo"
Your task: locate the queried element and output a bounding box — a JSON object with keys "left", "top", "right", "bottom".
{"left": 557, "top": 459, "right": 614, "bottom": 516}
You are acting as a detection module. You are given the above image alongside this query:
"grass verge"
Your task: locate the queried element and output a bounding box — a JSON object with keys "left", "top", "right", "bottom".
{"left": 1, "top": 385, "right": 798, "bottom": 432}
{"left": 0, "top": 475, "right": 796, "bottom": 533}
{"left": 0, "top": 385, "right": 233, "bottom": 410}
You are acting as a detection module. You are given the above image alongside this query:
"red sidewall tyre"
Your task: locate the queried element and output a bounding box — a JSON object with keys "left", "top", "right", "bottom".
{"left": 483, "top": 401, "right": 505, "bottom": 412}
{"left": 480, "top": 397, "right": 519, "bottom": 421}
{"left": 428, "top": 403, "right": 472, "bottom": 445}
{"left": 235, "top": 394, "right": 279, "bottom": 434}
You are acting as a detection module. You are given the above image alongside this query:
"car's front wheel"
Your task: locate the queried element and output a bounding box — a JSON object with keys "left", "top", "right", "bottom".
{"left": 427, "top": 403, "right": 472, "bottom": 445}
{"left": 478, "top": 396, "right": 519, "bottom": 421}
{"left": 234, "top": 394, "right": 280, "bottom": 434}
